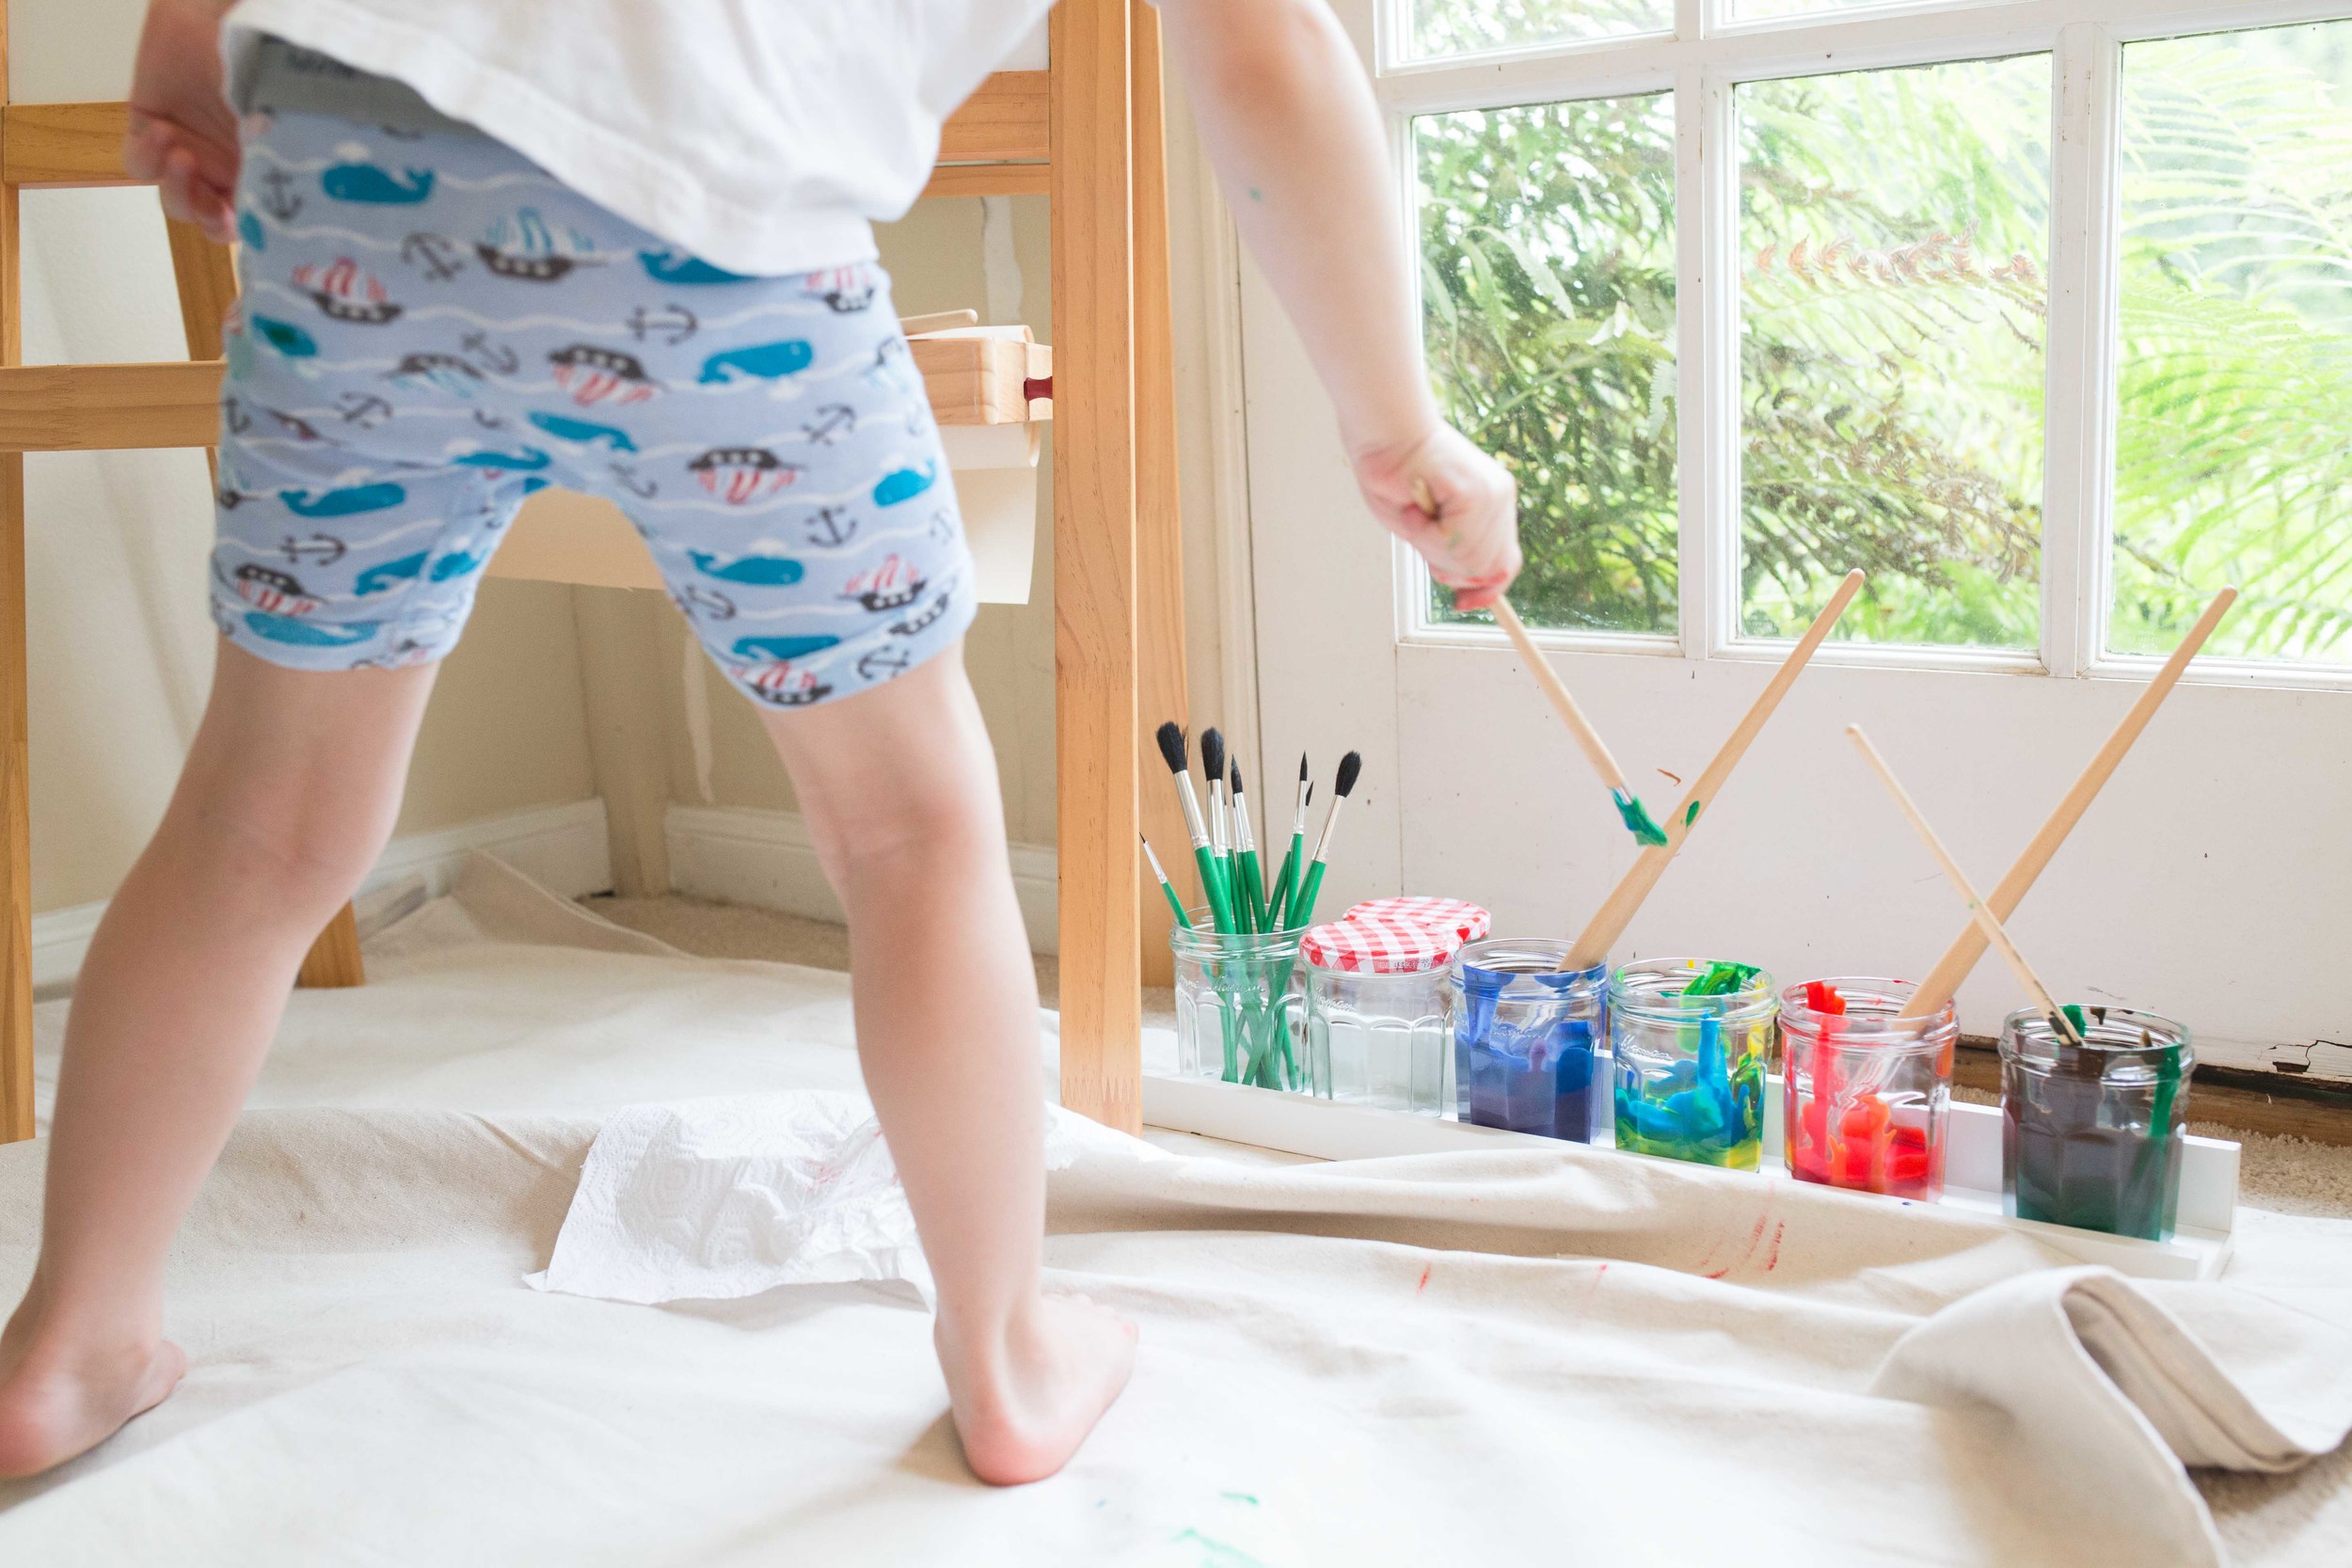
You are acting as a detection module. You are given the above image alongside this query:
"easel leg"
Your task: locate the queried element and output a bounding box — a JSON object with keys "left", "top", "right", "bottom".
{"left": 295, "top": 904, "right": 365, "bottom": 990}
{"left": 1051, "top": 0, "right": 1144, "bottom": 1132}
{"left": 1131, "top": 1, "right": 1189, "bottom": 989}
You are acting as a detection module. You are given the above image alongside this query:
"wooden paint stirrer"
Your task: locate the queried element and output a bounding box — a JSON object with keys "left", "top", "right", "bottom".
{"left": 1565, "top": 568, "right": 1867, "bottom": 970}
{"left": 1899, "top": 586, "right": 2236, "bottom": 1022}
{"left": 1489, "top": 597, "right": 1668, "bottom": 847}
{"left": 1847, "top": 725, "right": 2082, "bottom": 1045}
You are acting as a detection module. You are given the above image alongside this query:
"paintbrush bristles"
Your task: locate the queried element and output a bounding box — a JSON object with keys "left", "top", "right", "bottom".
{"left": 1154, "top": 721, "right": 1188, "bottom": 774}
{"left": 1298, "top": 753, "right": 1310, "bottom": 783}
{"left": 1333, "top": 752, "right": 1361, "bottom": 799}
{"left": 1200, "top": 729, "right": 1226, "bottom": 790}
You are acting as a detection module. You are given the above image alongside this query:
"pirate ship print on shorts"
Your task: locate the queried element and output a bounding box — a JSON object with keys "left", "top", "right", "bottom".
{"left": 212, "top": 107, "right": 976, "bottom": 708}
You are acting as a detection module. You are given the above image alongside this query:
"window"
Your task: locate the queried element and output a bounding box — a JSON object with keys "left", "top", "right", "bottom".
{"left": 1396, "top": 1, "right": 2352, "bottom": 678}
{"left": 2112, "top": 22, "right": 2352, "bottom": 662}
{"left": 1418, "top": 94, "right": 1677, "bottom": 634}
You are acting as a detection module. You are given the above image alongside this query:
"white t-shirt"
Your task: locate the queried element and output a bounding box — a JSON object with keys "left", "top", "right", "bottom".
{"left": 221, "top": 0, "right": 1055, "bottom": 275}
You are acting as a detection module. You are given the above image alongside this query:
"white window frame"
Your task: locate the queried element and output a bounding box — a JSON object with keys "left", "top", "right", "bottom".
{"left": 1380, "top": 0, "right": 2352, "bottom": 692}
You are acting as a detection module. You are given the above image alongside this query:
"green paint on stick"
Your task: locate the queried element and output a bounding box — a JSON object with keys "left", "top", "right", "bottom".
{"left": 1612, "top": 789, "right": 1671, "bottom": 847}
{"left": 1684, "top": 800, "right": 1702, "bottom": 826}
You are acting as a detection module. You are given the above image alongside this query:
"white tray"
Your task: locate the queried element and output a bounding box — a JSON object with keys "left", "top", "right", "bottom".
{"left": 1140, "top": 1067, "right": 2238, "bottom": 1281}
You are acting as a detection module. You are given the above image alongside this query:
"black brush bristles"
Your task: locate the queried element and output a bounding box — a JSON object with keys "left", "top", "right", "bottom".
{"left": 1298, "top": 752, "right": 1310, "bottom": 784}
{"left": 1200, "top": 728, "right": 1226, "bottom": 789}
{"left": 1333, "top": 751, "right": 1362, "bottom": 799}
{"left": 1229, "top": 761, "right": 1244, "bottom": 796}
{"left": 1154, "top": 721, "right": 1188, "bottom": 775}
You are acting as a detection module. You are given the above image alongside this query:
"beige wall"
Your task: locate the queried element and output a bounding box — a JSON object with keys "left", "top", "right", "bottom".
{"left": 13, "top": 16, "right": 596, "bottom": 913}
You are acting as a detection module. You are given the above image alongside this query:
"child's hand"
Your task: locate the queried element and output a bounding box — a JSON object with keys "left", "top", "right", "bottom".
{"left": 123, "top": 0, "right": 241, "bottom": 244}
{"left": 1353, "top": 423, "right": 1521, "bottom": 611}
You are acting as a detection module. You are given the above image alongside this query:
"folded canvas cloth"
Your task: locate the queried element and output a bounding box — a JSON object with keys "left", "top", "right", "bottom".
{"left": 528, "top": 1091, "right": 1102, "bottom": 1305}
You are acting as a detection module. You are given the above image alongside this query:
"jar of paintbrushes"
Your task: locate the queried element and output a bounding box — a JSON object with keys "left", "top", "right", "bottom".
{"left": 1169, "top": 920, "right": 1307, "bottom": 1089}
{"left": 1611, "top": 958, "right": 1776, "bottom": 1170}
{"left": 1147, "top": 722, "right": 1366, "bottom": 1093}
{"left": 1780, "top": 977, "right": 1955, "bottom": 1199}
{"left": 2000, "top": 1006, "right": 2191, "bottom": 1241}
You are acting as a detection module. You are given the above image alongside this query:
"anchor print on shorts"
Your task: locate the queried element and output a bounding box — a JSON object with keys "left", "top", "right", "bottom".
{"left": 214, "top": 108, "right": 976, "bottom": 707}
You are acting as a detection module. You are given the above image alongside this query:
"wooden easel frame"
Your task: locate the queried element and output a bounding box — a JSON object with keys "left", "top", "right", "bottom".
{"left": 0, "top": 0, "right": 1173, "bottom": 1143}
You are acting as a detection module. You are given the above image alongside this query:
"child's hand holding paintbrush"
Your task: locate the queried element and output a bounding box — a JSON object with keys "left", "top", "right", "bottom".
{"left": 1408, "top": 476, "right": 1669, "bottom": 847}
{"left": 1361, "top": 427, "right": 1521, "bottom": 611}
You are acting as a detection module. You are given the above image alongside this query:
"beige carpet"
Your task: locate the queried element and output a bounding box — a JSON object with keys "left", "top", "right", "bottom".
{"left": 587, "top": 893, "right": 2352, "bottom": 1220}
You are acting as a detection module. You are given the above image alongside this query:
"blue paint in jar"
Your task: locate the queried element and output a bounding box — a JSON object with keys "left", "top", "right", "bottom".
{"left": 1452, "top": 940, "right": 1607, "bottom": 1143}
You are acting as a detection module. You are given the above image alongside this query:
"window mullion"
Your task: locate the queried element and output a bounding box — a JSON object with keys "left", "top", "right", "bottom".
{"left": 2040, "top": 22, "right": 2124, "bottom": 680}
{"left": 1677, "top": 65, "right": 1735, "bottom": 659}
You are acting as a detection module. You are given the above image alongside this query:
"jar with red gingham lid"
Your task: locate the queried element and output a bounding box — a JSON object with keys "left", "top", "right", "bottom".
{"left": 1302, "top": 915, "right": 1462, "bottom": 1114}
{"left": 1341, "top": 897, "right": 1492, "bottom": 946}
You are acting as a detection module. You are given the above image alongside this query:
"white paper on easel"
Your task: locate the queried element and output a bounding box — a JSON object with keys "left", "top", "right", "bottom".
{"left": 942, "top": 421, "right": 1041, "bottom": 605}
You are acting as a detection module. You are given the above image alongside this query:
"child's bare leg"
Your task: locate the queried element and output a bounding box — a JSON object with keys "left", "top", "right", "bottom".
{"left": 758, "top": 643, "right": 1133, "bottom": 1485}
{"left": 0, "top": 644, "right": 438, "bottom": 1478}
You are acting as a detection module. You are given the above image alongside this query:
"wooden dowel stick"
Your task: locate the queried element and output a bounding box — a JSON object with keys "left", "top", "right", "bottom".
{"left": 1847, "top": 725, "right": 2081, "bottom": 1044}
{"left": 1565, "top": 568, "right": 1866, "bottom": 969}
{"left": 1491, "top": 597, "right": 1634, "bottom": 794}
{"left": 1899, "top": 585, "right": 2236, "bottom": 1020}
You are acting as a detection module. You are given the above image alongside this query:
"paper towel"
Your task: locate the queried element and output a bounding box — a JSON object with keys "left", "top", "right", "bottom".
{"left": 528, "top": 1091, "right": 1089, "bottom": 1306}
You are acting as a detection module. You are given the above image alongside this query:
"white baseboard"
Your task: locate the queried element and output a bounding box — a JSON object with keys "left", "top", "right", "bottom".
{"left": 29, "top": 797, "right": 612, "bottom": 992}
{"left": 666, "top": 802, "right": 1057, "bottom": 955}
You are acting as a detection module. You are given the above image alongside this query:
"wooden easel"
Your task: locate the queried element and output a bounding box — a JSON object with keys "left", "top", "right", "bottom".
{"left": 0, "top": 0, "right": 1175, "bottom": 1144}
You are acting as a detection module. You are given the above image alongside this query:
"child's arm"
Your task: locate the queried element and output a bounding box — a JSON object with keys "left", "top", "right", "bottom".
{"left": 125, "top": 0, "right": 242, "bottom": 243}
{"left": 1158, "top": 0, "right": 1519, "bottom": 608}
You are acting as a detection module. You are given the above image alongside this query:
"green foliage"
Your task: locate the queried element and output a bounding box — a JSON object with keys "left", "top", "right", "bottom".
{"left": 1419, "top": 96, "right": 1677, "bottom": 633}
{"left": 1418, "top": 24, "right": 2352, "bottom": 664}
{"left": 2111, "top": 29, "right": 2352, "bottom": 661}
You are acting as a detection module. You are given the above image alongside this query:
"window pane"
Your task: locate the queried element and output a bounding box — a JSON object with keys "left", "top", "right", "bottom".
{"left": 2111, "top": 24, "right": 2352, "bottom": 663}
{"left": 1407, "top": 1, "right": 1670, "bottom": 63}
{"left": 1739, "top": 58, "right": 2052, "bottom": 648}
{"left": 1418, "top": 95, "right": 1677, "bottom": 634}
{"left": 1732, "top": 0, "right": 1929, "bottom": 20}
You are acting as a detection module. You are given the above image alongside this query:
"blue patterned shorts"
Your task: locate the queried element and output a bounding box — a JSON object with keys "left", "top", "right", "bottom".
{"left": 214, "top": 110, "right": 977, "bottom": 709}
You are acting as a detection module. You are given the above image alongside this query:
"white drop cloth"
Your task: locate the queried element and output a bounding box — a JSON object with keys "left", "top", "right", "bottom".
{"left": 0, "top": 854, "right": 2345, "bottom": 1566}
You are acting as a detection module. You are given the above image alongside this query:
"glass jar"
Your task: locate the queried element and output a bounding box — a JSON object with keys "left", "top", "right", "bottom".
{"left": 1611, "top": 958, "right": 1776, "bottom": 1170}
{"left": 1169, "top": 916, "right": 1307, "bottom": 1091}
{"left": 1453, "top": 939, "right": 1607, "bottom": 1142}
{"left": 2000, "top": 1006, "right": 2192, "bottom": 1241}
{"left": 1304, "top": 921, "right": 1455, "bottom": 1114}
{"left": 1780, "top": 977, "right": 1955, "bottom": 1200}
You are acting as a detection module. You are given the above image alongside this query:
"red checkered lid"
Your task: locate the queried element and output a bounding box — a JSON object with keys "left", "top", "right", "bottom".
{"left": 1343, "top": 896, "right": 1492, "bottom": 944}
{"left": 1301, "top": 916, "right": 1461, "bottom": 974}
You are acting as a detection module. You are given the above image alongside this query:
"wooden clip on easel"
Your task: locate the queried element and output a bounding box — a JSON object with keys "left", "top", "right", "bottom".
{"left": 0, "top": 0, "right": 1182, "bottom": 1144}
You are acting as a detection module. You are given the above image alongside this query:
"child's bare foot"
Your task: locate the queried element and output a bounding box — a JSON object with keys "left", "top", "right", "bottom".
{"left": 936, "top": 1292, "right": 1136, "bottom": 1486}
{"left": 0, "top": 1314, "right": 186, "bottom": 1479}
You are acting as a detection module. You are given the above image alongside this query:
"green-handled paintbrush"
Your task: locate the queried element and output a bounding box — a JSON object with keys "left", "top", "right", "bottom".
{"left": 1201, "top": 728, "right": 1248, "bottom": 933}
{"left": 1291, "top": 751, "right": 1361, "bottom": 930}
{"left": 1154, "top": 721, "right": 1236, "bottom": 933}
{"left": 1140, "top": 833, "right": 1191, "bottom": 930}
{"left": 1230, "top": 760, "right": 1269, "bottom": 935}
{"left": 1266, "top": 755, "right": 1309, "bottom": 931}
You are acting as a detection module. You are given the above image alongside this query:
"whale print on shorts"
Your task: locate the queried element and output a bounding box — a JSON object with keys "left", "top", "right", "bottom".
{"left": 215, "top": 107, "right": 977, "bottom": 707}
